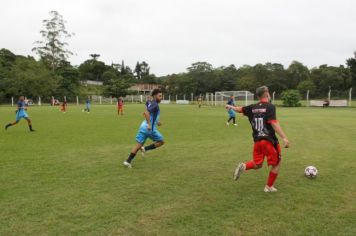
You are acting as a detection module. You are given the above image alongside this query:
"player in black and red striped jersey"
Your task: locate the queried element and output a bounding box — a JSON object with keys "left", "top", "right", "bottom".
{"left": 226, "top": 86, "right": 289, "bottom": 192}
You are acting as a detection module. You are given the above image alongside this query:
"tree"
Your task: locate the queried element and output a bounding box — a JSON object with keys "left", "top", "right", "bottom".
{"left": 0, "top": 48, "right": 16, "bottom": 75}
{"left": 134, "top": 61, "right": 141, "bottom": 79}
{"left": 281, "top": 90, "right": 301, "bottom": 107}
{"left": 78, "top": 57, "right": 106, "bottom": 81}
{"left": 102, "top": 70, "right": 118, "bottom": 85}
{"left": 286, "top": 61, "right": 310, "bottom": 88}
{"left": 90, "top": 54, "right": 100, "bottom": 60}
{"left": 187, "top": 62, "right": 213, "bottom": 73}
{"left": 56, "top": 64, "right": 80, "bottom": 98}
{"left": 297, "top": 80, "right": 316, "bottom": 95}
{"left": 346, "top": 52, "right": 356, "bottom": 89}
{"left": 3, "top": 56, "right": 58, "bottom": 99}
{"left": 103, "top": 79, "right": 131, "bottom": 98}
{"left": 310, "top": 65, "right": 347, "bottom": 97}
{"left": 32, "top": 11, "right": 74, "bottom": 71}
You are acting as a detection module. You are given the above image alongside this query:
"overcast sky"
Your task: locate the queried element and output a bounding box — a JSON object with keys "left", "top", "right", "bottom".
{"left": 1, "top": 0, "right": 355, "bottom": 75}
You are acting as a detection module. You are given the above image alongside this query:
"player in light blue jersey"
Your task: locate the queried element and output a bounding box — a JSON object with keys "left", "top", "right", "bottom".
{"left": 83, "top": 97, "right": 91, "bottom": 113}
{"left": 123, "top": 89, "right": 165, "bottom": 168}
{"left": 5, "top": 96, "right": 35, "bottom": 131}
{"left": 226, "top": 95, "right": 237, "bottom": 126}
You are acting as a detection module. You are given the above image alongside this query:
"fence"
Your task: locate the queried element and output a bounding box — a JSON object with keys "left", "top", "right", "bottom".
{"left": 2, "top": 88, "right": 353, "bottom": 107}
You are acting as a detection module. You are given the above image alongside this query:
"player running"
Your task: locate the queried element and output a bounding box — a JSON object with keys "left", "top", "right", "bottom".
{"left": 117, "top": 97, "right": 124, "bottom": 116}
{"left": 226, "top": 86, "right": 289, "bottom": 192}
{"left": 226, "top": 95, "right": 237, "bottom": 126}
{"left": 123, "top": 89, "right": 165, "bottom": 168}
{"left": 5, "top": 96, "right": 35, "bottom": 132}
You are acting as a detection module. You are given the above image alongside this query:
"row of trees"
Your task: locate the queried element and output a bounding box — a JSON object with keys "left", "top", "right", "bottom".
{"left": 1, "top": 10, "right": 356, "bottom": 103}
{"left": 160, "top": 59, "right": 356, "bottom": 99}
{"left": 0, "top": 47, "right": 158, "bottom": 102}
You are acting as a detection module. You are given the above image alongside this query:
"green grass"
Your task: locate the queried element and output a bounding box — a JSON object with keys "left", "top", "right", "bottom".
{"left": 0, "top": 104, "right": 355, "bottom": 235}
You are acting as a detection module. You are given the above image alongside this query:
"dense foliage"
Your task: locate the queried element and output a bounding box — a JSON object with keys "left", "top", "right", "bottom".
{"left": 281, "top": 90, "right": 302, "bottom": 107}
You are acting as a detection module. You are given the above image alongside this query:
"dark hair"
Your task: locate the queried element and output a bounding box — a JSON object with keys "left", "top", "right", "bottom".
{"left": 151, "top": 88, "right": 162, "bottom": 96}
{"left": 256, "top": 86, "right": 269, "bottom": 98}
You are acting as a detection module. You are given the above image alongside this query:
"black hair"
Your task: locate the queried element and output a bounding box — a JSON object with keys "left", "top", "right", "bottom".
{"left": 151, "top": 88, "right": 162, "bottom": 96}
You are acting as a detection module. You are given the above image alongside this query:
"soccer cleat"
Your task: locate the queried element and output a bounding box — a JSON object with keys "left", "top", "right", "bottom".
{"left": 264, "top": 185, "right": 278, "bottom": 193}
{"left": 140, "top": 146, "right": 146, "bottom": 157}
{"left": 234, "top": 123, "right": 238, "bottom": 126}
{"left": 233, "top": 163, "right": 246, "bottom": 180}
{"left": 123, "top": 161, "right": 132, "bottom": 168}
{"left": 226, "top": 122, "right": 230, "bottom": 126}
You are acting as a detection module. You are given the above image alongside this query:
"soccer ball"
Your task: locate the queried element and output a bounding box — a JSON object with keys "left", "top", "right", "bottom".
{"left": 304, "top": 166, "right": 318, "bottom": 178}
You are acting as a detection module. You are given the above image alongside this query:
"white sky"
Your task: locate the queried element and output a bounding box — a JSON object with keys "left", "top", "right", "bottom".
{"left": 1, "top": 0, "right": 355, "bottom": 75}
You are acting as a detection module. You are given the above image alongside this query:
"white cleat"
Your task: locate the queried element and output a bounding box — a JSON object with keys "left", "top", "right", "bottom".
{"left": 264, "top": 185, "right": 278, "bottom": 193}
{"left": 123, "top": 161, "right": 132, "bottom": 168}
{"left": 234, "top": 123, "right": 238, "bottom": 126}
{"left": 140, "top": 146, "right": 146, "bottom": 157}
{"left": 226, "top": 122, "right": 230, "bottom": 126}
{"left": 233, "top": 163, "right": 246, "bottom": 180}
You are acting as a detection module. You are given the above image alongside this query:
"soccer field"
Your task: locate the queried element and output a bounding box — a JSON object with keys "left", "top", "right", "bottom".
{"left": 0, "top": 104, "right": 355, "bottom": 235}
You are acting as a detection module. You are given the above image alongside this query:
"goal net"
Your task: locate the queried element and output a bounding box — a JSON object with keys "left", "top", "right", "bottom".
{"left": 214, "top": 91, "right": 254, "bottom": 106}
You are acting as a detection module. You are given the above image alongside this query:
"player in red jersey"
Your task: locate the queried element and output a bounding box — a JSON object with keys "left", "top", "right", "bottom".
{"left": 226, "top": 86, "right": 290, "bottom": 192}
{"left": 60, "top": 99, "right": 67, "bottom": 113}
{"left": 117, "top": 97, "right": 124, "bottom": 116}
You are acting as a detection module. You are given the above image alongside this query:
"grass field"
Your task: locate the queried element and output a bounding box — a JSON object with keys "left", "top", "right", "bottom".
{"left": 0, "top": 104, "right": 355, "bottom": 235}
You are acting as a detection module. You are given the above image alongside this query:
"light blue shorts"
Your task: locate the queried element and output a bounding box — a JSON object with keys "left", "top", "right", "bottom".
{"left": 16, "top": 111, "right": 29, "bottom": 121}
{"left": 135, "top": 128, "right": 164, "bottom": 144}
{"left": 228, "top": 109, "right": 236, "bottom": 118}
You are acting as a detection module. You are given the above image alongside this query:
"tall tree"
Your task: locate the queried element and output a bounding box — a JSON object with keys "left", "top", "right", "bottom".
{"left": 134, "top": 61, "right": 141, "bottom": 79}
{"left": 346, "top": 51, "right": 356, "bottom": 89}
{"left": 32, "top": 11, "right": 74, "bottom": 72}
{"left": 90, "top": 54, "right": 100, "bottom": 61}
{"left": 286, "top": 61, "right": 310, "bottom": 88}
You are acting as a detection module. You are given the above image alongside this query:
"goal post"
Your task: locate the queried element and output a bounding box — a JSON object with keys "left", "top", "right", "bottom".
{"left": 214, "top": 91, "right": 254, "bottom": 106}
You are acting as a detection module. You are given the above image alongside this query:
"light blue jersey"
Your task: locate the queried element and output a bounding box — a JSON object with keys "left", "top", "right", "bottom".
{"left": 136, "top": 100, "right": 164, "bottom": 144}
{"left": 16, "top": 101, "right": 29, "bottom": 121}
{"left": 227, "top": 98, "right": 236, "bottom": 118}
{"left": 85, "top": 100, "right": 91, "bottom": 109}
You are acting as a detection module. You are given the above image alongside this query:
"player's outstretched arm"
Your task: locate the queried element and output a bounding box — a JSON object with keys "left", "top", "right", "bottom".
{"left": 225, "top": 105, "right": 243, "bottom": 113}
{"left": 271, "top": 122, "right": 289, "bottom": 148}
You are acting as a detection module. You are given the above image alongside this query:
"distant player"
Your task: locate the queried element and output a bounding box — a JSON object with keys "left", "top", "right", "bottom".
{"left": 117, "top": 97, "right": 124, "bottom": 116}
{"left": 198, "top": 96, "right": 202, "bottom": 108}
{"left": 60, "top": 99, "right": 67, "bottom": 113}
{"left": 226, "top": 95, "right": 237, "bottom": 126}
{"left": 5, "top": 96, "right": 35, "bottom": 132}
{"left": 145, "top": 95, "right": 152, "bottom": 108}
{"left": 226, "top": 86, "right": 289, "bottom": 192}
{"left": 83, "top": 97, "right": 91, "bottom": 113}
{"left": 123, "top": 89, "right": 165, "bottom": 168}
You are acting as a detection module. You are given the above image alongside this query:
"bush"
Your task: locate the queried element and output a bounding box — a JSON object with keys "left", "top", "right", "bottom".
{"left": 281, "top": 90, "right": 301, "bottom": 107}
